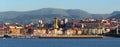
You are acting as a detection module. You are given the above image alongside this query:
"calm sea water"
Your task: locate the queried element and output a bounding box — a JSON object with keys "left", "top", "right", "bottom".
{"left": 0, "top": 38, "right": 120, "bottom": 47}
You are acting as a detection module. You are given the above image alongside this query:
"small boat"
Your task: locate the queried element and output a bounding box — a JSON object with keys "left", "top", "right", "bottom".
{"left": 3, "top": 35, "right": 11, "bottom": 38}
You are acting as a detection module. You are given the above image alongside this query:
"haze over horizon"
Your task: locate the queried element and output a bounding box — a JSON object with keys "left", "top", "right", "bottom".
{"left": 0, "top": 0, "right": 120, "bottom": 14}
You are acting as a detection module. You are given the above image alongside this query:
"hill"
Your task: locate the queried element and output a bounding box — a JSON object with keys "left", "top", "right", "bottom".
{"left": 0, "top": 8, "right": 112, "bottom": 24}
{"left": 109, "top": 11, "right": 120, "bottom": 19}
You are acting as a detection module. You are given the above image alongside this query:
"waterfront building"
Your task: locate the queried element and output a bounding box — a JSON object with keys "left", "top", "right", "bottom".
{"left": 65, "top": 28, "right": 77, "bottom": 35}
{"left": 65, "top": 28, "right": 73, "bottom": 35}
{"left": 82, "top": 28, "right": 88, "bottom": 35}
{"left": 38, "top": 20, "right": 44, "bottom": 28}
{"left": 20, "top": 28, "right": 27, "bottom": 36}
{"left": 46, "top": 29, "right": 52, "bottom": 34}
{"left": 25, "top": 24, "right": 34, "bottom": 35}
{"left": 91, "top": 28, "right": 97, "bottom": 35}
{"left": 57, "top": 28, "right": 63, "bottom": 35}
{"left": 0, "top": 27, "right": 8, "bottom": 35}
{"left": 96, "top": 29, "right": 103, "bottom": 34}
{"left": 64, "top": 18, "right": 68, "bottom": 24}
{"left": 76, "top": 28, "right": 82, "bottom": 35}
{"left": 9, "top": 26, "right": 24, "bottom": 36}
{"left": 33, "top": 28, "right": 46, "bottom": 35}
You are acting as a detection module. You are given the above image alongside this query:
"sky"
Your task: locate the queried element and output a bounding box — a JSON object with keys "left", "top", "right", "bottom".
{"left": 0, "top": 0, "right": 120, "bottom": 14}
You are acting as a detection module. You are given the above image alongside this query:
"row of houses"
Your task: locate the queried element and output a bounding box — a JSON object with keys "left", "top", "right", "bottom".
{"left": 0, "top": 18, "right": 119, "bottom": 36}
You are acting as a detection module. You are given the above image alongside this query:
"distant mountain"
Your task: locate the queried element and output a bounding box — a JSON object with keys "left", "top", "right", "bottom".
{"left": 91, "top": 14, "right": 111, "bottom": 19}
{"left": 0, "top": 11, "right": 21, "bottom": 19}
{"left": 109, "top": 11, "right": 120, "bottom": 19}
{"left": 0, "top": 8, "right": 112, "bottom": 24}
{"left": 110, "top": 11, "right": 120, "bottom": 16}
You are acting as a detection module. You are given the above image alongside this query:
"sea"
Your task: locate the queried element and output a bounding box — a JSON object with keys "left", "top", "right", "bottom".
{"left": 0, "top": 38, "right": 120, "bottom": 47}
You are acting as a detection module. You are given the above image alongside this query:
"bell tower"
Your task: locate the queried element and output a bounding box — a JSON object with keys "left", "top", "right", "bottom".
{"left": 53, "top": 17, "right": 59, "bottom": 35}
{"left": 53, "top": 17, "right": 59, "bottom": 29}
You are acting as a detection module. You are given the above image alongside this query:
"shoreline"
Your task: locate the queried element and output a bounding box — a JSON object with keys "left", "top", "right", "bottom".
{"left": 0, "top": 35, "right": 113, "bottom": 38}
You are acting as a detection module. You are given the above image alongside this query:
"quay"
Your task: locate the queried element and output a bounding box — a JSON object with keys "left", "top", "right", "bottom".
{"left": 37, "top": 35, "right": 105, "bottom": 38}
{"left": 0, "top": 34, "right": 111, "bottom": 38}
{"left": 0, "top": 34, "right": 113, "bottom": 38}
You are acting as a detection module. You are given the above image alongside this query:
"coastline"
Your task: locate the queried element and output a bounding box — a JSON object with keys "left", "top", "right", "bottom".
{"left": 0, "top": 35, "right": 113, "bottom": 38}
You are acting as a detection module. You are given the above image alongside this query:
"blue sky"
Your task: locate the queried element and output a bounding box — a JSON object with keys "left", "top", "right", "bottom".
{"left": 0, "top": 0, "right": 120, "bottom": 14}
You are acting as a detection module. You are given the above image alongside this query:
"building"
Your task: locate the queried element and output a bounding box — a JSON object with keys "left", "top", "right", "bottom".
{"left": 9, "top": 25, "right": 24, "bottom": 36}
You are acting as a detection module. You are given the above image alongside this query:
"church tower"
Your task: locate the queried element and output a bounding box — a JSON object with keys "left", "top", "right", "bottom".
{"left": 53, "top": 17, "right": 59, "bottom": 29}
{"left": 53, "top": 17, "right": 59, "bottom": 35}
